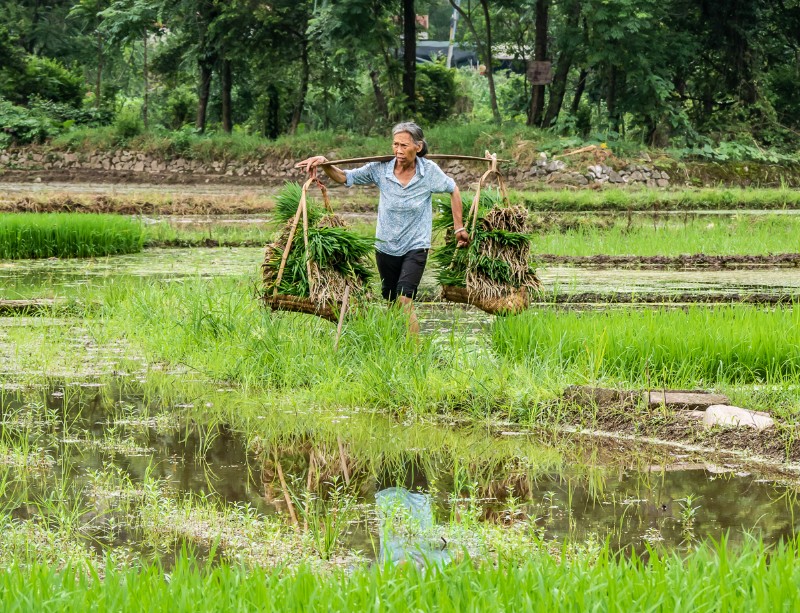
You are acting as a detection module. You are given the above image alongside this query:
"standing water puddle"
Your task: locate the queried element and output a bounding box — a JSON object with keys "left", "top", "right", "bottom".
{"left": 3, "top": 248, "right": 800, "bottom": 302}
{"left": 0, "top": 380, "right": 798, "bottom": 566}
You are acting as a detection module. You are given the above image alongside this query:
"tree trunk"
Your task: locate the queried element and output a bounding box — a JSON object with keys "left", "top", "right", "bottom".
{"left": 480, "top": 0, "right": 501, "bottom": 124}
{"left": 449, "top": 1, "right": 500, "bottom": 123}
{"left": 570, "top": 68, "right": 588, "bottom": 115}
{"left": 289, "top": 37, "right": 310, "bottom": 134}
{"left": 142, "top": 30, "right": 148, "bottom": 128}
{"left": 95, "top": 31, "right": 103, "bottom": 107}
{"left": 196, "top": 60, "right": 213, "bottom": 133}
{"left": 402, "top": 0, "right": 416, "bottom": 111}
{"left": 370, "top": 68, "right": 389, "bottom": 119}
{"left": 221, "top": 58, "right": 232, "bottom": 133}
{"left": 607, "top": 66, "right": 620, "bottom": 133}
{"left": 527, "top": 0, "right": 550, "bottom": 127}
{"left": 266, "top": 84, "right": 280, "bottom": 139}
{"left": 542, "top": 0, "right": 580, "bottom": 127}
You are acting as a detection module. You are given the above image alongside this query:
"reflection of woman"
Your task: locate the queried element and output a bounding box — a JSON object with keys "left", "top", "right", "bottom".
{"left": 296, "top": 122, "right": 469, "bottom": 334}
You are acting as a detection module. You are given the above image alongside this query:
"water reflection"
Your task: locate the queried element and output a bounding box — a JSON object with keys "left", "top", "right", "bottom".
{"left": 0, "top": 380, "right": 799, "bottom": 563}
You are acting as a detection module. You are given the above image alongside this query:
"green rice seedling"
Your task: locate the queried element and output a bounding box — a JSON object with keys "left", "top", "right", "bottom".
{"left": 262, "top": 183, "right": 374, "bottom": 303}
{"left": 290, "top": 476, "right": 359, "bottom": 561}
{"left": 514, "top": 186, "right": 800, "bottom": 212}
{"left": 0, "top": 213, "right": 145, "bottom": 259}
{"left": 531, "top": 212, "right": 800, "bottom": 256}
{"left": 492, "top": 304, "right": 800, "bottom": 386}
{"left": 2, "top": 537, "right": 800, "bottom": 611}
{"left": 432, "top": 190, "right": 538, "bottom": 298}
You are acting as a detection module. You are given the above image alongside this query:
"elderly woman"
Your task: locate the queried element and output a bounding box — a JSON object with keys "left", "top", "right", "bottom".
{"left": 296, "top": 122, "right": 469, "bottom": 334}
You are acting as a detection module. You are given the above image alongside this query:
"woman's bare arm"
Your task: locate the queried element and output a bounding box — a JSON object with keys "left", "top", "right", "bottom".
{"left": 294, "top": 156, "right": 346, "bottom": 184}
{"left": 450, "top": 185, "right": 470, "bottom": 247}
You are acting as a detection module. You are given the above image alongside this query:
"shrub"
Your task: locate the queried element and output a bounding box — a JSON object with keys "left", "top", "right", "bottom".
{"left": 0, "top": 98, "right": 56, "bottom": 147}
{"left": 162, "top": 84, "right": 198, "bottom": 130}
{"left": 416, "top": 61, "right": 457, "bottom": 124}
{"left": 12, "top": 56, "right": 83, "bottom": 107}
{"left": 113, "top": 105, "right": 145, "bottom": 141}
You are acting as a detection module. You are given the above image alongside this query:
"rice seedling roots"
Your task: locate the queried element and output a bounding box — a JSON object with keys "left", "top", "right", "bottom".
{"left": 440, "top": 285, "right": 530, "bottom": 315}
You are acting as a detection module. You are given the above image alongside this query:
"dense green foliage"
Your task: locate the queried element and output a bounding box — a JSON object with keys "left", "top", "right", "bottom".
{"left": 0, "top": 213, "right": 144, "bottom": 259}
{"left": 2, "top": 540, "right": 800, "bottom": 611}
{"left": 2, "top": 0, "right": 800, "bottom": 153}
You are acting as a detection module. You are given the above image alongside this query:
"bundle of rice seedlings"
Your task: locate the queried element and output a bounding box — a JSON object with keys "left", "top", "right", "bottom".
{"left": 262, "top": 182, "right": 373, "bottom": 316}
{"left": 432, "top": 189, "right": 539, "bottom": 313}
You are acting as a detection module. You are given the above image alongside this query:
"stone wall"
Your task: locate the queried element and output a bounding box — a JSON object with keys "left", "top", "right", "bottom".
{"left": 0, "top": 148, "right": 671, "bottom": 188}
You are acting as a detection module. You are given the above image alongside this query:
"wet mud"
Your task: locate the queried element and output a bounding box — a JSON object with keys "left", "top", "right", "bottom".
{"left": 559, "top": 386, "right": 800, "bottom": 465}
{"left": 538, "top": 253, "right": 800, "bottom": 269}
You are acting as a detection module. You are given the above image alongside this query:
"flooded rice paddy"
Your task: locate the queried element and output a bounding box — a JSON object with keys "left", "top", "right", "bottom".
{"left": 2, "top": 247, "right": 800, "bottom": 303}
{"left": 2, "top": 190, "right": 800, "bottom": 572}
{"left": 1, "top": 380, "right": 800, "bottom": 566}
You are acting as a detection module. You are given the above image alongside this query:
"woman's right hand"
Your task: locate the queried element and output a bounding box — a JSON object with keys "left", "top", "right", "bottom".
{"left": 294, "top": 155, "right": 328, "bottom": 173}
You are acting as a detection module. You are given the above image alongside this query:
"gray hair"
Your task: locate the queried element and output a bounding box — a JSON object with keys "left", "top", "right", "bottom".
{"left": 392, "top": 122, "right": 428, "bottom": 157}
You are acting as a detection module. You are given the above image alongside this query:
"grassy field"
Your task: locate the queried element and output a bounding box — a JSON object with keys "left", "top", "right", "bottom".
{"left": 492, "top": 305, "right": 800, "bottom": 385}
{"left": 16, "top": 275, "right": 787, "bottom": 415}
{"left": 0, "top": 213, "right": 144, "bottom": 259}
{"left": 140, "top": 210, "right": 800, "bottom": 257}
{"left": 530, "top": 212, "right": 800, "bottom": 257}
{"left": 1, "top": 539, "right": 798, "bottom": 612}
{"left": 513, "top": 186, "right": 800, "bottom": 211}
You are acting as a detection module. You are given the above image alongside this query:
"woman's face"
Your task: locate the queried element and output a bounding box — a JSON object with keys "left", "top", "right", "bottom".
{"left": 392, "top": 132, "right": 422, "bottom": 164}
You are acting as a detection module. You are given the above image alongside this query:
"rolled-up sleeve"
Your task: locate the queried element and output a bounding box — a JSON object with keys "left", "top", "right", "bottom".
{"left": 427, "top": 161, "right": 456, "bottom": 194}
{"left": 344, "top": 162, "right": 379, "bottom": 187}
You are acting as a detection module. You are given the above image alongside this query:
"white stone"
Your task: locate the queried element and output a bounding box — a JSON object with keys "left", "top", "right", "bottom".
{"left": 703, "top": 405, "right": 774, "bottom": 431}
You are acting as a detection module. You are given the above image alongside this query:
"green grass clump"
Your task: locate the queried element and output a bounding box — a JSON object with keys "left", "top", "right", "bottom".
{"left": 2, "top": 539, "right": 800, "bottom": 611}
{"left": 0, "top": 213, "right": 144, "bottom": 259}
{"left": 492, "top": 305, "right": 800, "bottom": 385}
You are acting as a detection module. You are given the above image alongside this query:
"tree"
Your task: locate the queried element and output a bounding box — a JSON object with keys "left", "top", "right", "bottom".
{"left": 68, "top": 0, "right": 110, "bottom": 107}
{"left": 402, "top": 0, "right": 416, "bottom": 111}
{"left": 526, "top": 0, "right": 549, "bottom": 126}
{"left": 99, "top": 0, "right": 165, "bottom": 127}
{"left": 449, "top": 0, "right": 501, "bottom": 124}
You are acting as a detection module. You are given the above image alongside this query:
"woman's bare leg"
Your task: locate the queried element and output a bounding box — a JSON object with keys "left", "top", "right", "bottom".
{"left": 397, "top": 295, "right": 420, "bottom": 336}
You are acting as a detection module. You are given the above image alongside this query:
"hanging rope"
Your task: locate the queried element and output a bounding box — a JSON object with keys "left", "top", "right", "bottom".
{"left": 271, "top": 168, "right": 332, "bottom": 301}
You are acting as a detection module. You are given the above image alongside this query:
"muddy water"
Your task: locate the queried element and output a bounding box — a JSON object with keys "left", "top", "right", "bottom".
{"left": 540, "top": 266, "right": 800, "bottom": 296}
{"left": 3, "top": 247, "right": 800, "bottom": 303}
{"left": 1, "top": 381, "right": 798, "bottom": 563}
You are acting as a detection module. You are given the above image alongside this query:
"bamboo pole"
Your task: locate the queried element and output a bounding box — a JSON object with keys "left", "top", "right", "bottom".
{"left": 320, "top": 154, "right": 510, "bottom": 166}
{"left": 333, "top": 285, "right": 350, "bottom": 352}
{"left": 274, "top": 452, "right": 298, "bottom": 526}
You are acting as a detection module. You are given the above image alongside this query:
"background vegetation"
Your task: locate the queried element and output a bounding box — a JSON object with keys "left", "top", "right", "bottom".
{"left": 2, "top": 0, "right": 800, "bottom": 162}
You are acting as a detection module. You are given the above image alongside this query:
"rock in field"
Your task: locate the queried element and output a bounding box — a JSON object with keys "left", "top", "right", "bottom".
{"left": 703, "top": 405, "right": 775, "bottom": 430}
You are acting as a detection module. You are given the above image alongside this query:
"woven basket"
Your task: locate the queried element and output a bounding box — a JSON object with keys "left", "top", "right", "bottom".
{"left": 262, "top": 293, "right": 342, "bottom": 323}
{"left": 441, "top": 285, "right": 530, "bottom": 315}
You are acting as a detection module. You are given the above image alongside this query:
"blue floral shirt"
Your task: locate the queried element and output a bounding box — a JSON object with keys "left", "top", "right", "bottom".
{"left": 344, "top": 157, "right": 456, "bottom": 256}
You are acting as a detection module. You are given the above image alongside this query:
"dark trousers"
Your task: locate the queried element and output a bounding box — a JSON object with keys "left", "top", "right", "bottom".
{"left": 375, "top": 248, "right": 428, "bottom": 301}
